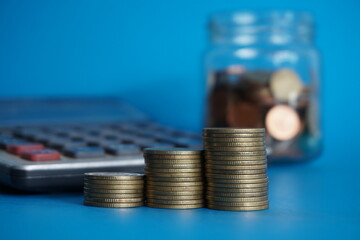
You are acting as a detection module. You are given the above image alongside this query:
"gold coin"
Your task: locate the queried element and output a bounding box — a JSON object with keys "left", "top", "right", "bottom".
{"left": 146, "top": 202, "right": 203, "bottom": 209}
{"left": 203, "top": 133, "right": 264, "bottom": 138}
{"left": 269, "top": 68, "right": 303, "bottom": 101}
{"left": 146, "top": 176, "right": 203, "bottom": 182}
{"left": 203, "top": 128, "right": 265, "bottom": 134}
{"left": 144, "top": 159, "right": 202, "bottom": 165}
{"left": 84, "top": 179, "right": 144, "bottom": 185}
{"left": 207, "top": 200, "right": 268, "bottom": 207}
{"left": 145, "top": 194, "right": 203, "bottom": 200}
{"left": 145, "top": 167, "right": 202, "bottom": 173}
{"left": 207, "top": 186, "right": 267, "bottom": 193}
{"left": 84, "top": 197, "right": 144, "bottom": 203}
{"left": 205, "top": 150, "right": 266, "bottom": 156}
{"left": 207, "top": 204, "right": 268, "bottom": 211}
{"left": 205, "top": 146, "right": 265, "bottom": 152}
{"left": 143, "top": 148, "right": 203, "bottom": 155}
{"left": 206, "top": 168, "right": 266, "bottom": 175}
{"left": 84, "top": 192, "right": 143, "bottom": 199}
{"left": 206, "top": 177, "right": 268, "bottom": 184}
{"left": 146, "top": 199, "right": 204, "bottom": 205}
{"left": 84, "top": 201, "right": 143, "bottom": 208}
{"left": 207, "top": 196, "right": 268, "bottom": 202}
{"left": 84, "top": 183, "right": 144, "bottom": 190}
{"left": 205, "top": 164, "right": 267, "bottom": 170}
{"left": 205, "top": 155, "right": 266, "bottom": 161}
{"left": 207, "top": 190, "right": 267, "bottom": 198}
{"left": 145, "top": 185, "right": 204, "bottom": 192}
{"left": 206, "top": 159, "right": 267, "bottom": 166}
{"left": 146, "top": 181, "right": 203, "bottom": 187}
{"left": 206, "top": 173, "right": 267, "bottom": 180}
{"left": 145, "top": 172, "right": 203, "bottom": 178}
{"left": 144, "top": 154, "right": 203, "bottom": 160}
{"left": 83, "top": 187, "right": 144, "bottom": 194}
{"left": 203, "top": 137, "right": 264, "bottom": 143}
{"left": 145, "top": 163, "right": 202, "bottom": 169}
{"left": 204, "top": 142, "right": 264, "bottom": 147}
{"left": 207, "top": 182, "right": 268, "bottom": 188}
{"left": 84, "top": 172, "right": 144, "bottom": 180}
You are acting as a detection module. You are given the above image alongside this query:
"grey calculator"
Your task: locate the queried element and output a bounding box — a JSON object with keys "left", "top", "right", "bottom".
{"left": 0, "top": 97, "right": 201, "bottom": 191}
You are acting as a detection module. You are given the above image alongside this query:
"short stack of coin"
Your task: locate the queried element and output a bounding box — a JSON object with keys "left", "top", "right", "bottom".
{"left": 203, "top": 128, "right": 269, "bottom": 211}
{"left": 144, "top": 148, "right": 204, "bottom": 209}
{"left": 83, "top": 172, "right": 145, "bottom": 208}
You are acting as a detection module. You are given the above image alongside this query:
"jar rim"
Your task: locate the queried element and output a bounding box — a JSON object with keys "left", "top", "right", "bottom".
{"left": 210, "top": 10, "right": 313, "bottom": 27}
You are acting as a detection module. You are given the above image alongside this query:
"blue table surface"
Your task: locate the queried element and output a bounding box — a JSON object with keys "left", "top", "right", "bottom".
{"left": 1, "top": 157, "right": 359, "bottom": 240}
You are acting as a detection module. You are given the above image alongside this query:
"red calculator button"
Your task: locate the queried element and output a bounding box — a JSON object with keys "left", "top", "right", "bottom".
{"left": 22, "top": 149, "right": 60, "bottom": 161}
{"left": 6, "top": 143, "right": 45, "bottom": 155}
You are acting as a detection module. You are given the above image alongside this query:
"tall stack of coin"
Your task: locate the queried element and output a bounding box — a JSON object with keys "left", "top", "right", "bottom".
{"left": 144, "top": 148, "right": 204, "bottom": 209}
{"left": 83, "top": 172, "right": 145, "bottom": 208}
{"left": 203, "top": 128, "right": 269, "bottom": 211}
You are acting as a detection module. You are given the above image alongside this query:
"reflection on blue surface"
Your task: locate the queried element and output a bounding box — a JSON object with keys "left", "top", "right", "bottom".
{"left": 1, "top": 161, "right": 359, "bottom": 240}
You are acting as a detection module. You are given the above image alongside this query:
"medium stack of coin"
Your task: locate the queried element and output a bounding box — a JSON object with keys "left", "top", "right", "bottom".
{"left": 144, "top": 148, "right": 204, "bottom": 209}
{"left": 83, "top": 172, "right": 145, "bottom": 208}
{"left": 203, "top": 128, "right": 269, "bottom": 211}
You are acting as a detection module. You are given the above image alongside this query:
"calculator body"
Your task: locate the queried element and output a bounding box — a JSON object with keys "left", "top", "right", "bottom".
{"left": 0, "top": 98, "right": 201, "bottom": 191}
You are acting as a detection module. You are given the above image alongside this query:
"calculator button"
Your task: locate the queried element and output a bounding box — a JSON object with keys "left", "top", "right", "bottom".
{"left": 14, "top": 129, "right": 42, "bottom": 140}
{"left": 0, "top": 132, "right": 13, "bottom": 139}
{"left": 22, "top": 149, "right": 60, "bottom": 161}
{"left": 0, "top": 134, "right": 14, "bottom": 141}
{"left": 46, "top": 136, "right": 69, "bottom": 146}
{"left": 51, "top": 139, "right": 87, "bottom": 150}
{"left": 105, "top": 144, "right": 141, "bottom": 156}
{"left": 102, "top": 134, "right": 120, "bottom": 140}
{"left": 32, "top": 133, "right": 53, "bottom": 143}
{"left": 55, "top": 132, "right": 69, "bottom": 137}
{"left": 6, "top": 143, "right": 45, "bottom": 155}
{"left": 87, "top": 130, "right": 102, "bottom": 136}
{"left": 64, "top": 147, "right": 105, "bottom": 158}
{"left": 132, "top": 138, "right": 157, "bottom": 148}
{"left": 62, "top": 131, "right": 83, "bottom": 139}
{"left": 87, "top": 137, "right": 120, "bottom": 147}
{"left": 0, "top": 138, "right": 28, "bottom": 149}
{"left": 43, "top": 136, "right": 67, "bottom": 146}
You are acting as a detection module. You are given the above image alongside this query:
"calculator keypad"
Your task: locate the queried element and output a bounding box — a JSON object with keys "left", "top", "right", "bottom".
{"left": 0, "top": 122, "right": 202, "bottom": 162}
{"left": 64, "top": 147, "right": 105, "bottom": 159}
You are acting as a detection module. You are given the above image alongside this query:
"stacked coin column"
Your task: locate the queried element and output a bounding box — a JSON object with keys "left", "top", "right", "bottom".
{"left": 143, "top": 148, "right": 204, "bottom": 209}
{"left": 203, "top": 128, "right": 269, "bottom": 211}
{"left": 83, "top": 172, "right": 145, "bottom": 208}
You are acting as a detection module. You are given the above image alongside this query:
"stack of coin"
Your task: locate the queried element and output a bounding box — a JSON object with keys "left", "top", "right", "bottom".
{"left": 144, "top": 148, "right": 204, "bottom": 209}
{"left": 83, "top": 172, "right": 145, "bottom": 208}
{"left": 203, "top": 128, "right": 269, "bottom": 211}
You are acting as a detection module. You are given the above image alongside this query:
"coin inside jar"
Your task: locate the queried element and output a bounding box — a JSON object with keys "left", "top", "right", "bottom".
{"left": 269, "top": 68, "right": 303, "bottom": 102}
{"left": 265, "top": 104, "right": 302, "bottom": 141}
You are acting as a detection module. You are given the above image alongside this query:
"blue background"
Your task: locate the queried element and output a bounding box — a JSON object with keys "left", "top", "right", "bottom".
{"left": 0, "top": 0, "right": 360, "bottom": 239}
{"left": 1, "top": 0, "right": 360, "bottom": 167}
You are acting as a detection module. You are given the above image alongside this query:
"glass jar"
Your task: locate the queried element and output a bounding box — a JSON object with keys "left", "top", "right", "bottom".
{"left": 204, "top": 11, "right": 322, "bottom": 163}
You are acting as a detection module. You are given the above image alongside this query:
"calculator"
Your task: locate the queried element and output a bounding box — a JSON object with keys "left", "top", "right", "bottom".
{"left": 0, "top": 98, "right": 201, "bottom": 191}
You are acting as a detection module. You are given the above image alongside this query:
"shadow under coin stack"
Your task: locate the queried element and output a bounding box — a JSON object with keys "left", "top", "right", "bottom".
{"left": 203, "top": 128, "right": 269, "bottom": 211}
{"left": 144, "top": 148, "right": 204, "bottom": 209}
{"left": 83, "top": 172, "right": 145, "bottom": 208}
